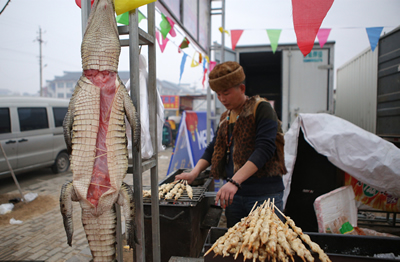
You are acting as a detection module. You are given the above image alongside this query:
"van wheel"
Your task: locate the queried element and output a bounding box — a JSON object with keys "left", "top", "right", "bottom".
{"left": 52, "top": 152, "right": 70, "bottom": 174}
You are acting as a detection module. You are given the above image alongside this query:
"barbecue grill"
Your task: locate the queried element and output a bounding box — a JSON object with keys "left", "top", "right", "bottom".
{"left": 203, "top": 227, "right": 400, "bottom": 262}
{"left": 143, "top": 169, "right": 222, "bottom": 262}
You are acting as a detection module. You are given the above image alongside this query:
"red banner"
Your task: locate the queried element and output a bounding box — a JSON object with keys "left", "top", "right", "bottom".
{"left": 161, "top": 95, "right": 179, "bottom": 110}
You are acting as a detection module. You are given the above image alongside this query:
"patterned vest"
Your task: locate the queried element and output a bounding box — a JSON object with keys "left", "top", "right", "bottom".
{"left": 210, "top": 96, "right": 287, "bottom": 179}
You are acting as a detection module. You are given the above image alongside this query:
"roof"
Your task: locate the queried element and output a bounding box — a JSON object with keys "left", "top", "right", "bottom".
{"left": 49, "top": 71, "right": 131, "bottom": 82}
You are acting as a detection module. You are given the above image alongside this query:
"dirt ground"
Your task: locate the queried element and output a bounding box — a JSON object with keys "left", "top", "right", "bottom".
{"left": 0, "top": 193, "right": 58, "bottom": 226}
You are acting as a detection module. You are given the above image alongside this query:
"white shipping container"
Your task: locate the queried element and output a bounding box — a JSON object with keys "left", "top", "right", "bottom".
{"left": 335, "top": 47, "right": 378, "bottom": 134}
{"left": 234, "top": 42, "right": 335, "bottom": 132}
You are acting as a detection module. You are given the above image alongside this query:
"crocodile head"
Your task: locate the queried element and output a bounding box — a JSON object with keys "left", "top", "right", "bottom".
{"left": 81, "top": 0, "right": 120, "bottom": 72}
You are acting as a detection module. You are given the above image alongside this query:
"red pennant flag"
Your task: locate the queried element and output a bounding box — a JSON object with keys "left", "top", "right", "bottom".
{"left": 202, "top": 68, "right": 208, "bottom": 88}
{"left": 231, "top": 30, "right": 244, "bottom": 50}
{"left": 156, "top": 31, "right": 169, "bottom": 53}
{"left": 209, "top": 61, "right": 217, "bottom": 72}
{"left": 292, "top": 0, "right": 334, "bottom": 56}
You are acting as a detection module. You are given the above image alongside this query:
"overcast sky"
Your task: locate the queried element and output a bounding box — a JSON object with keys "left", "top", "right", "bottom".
{"left": 0, "top": 0, "right": 399, "bottom": 95}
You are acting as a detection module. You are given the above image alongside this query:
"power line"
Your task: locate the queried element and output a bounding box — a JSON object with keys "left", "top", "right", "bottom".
{"left": 0, "top": 0, "right": 11, "bottom": 15}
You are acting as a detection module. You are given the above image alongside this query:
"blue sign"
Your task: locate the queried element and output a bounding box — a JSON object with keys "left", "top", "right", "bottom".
{"left": 303, "top": 50, "right": 323, "bottom": 62}
{"left": 167, "top": 111, "right": 214, "bottom": 176}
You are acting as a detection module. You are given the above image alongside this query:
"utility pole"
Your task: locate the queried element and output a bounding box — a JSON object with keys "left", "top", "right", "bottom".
{"left": 37, "top": 27, "right": 44, "bottom": 96}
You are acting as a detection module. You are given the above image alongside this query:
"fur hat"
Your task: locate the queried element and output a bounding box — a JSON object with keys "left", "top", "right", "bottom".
{"left": 208, "top": 61, "right": 245, "bottom": 92}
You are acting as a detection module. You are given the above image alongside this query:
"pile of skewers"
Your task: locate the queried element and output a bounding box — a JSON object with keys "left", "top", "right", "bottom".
{"left": 142, "top": 180, "right": 193, "bottom": 201}
{"left": 205, "top": 200, "right": 331, "bottom": 262}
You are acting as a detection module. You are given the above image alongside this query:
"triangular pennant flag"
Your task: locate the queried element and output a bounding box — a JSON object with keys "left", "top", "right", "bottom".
{"left": 209, "top": 61, "right": 217, "bottom": 72}
{"left": 366, "top": 27, "right": 383, "bottom": 52}
{"left": 317, "top": 28, "right": 331, "bottom": 48}
{"left": 205, "top": 55, "right": 210, "bottom": 64}
{"left": 266, "top": 29, "right": 282, "bottom": 53}
{"left": 114, "top": 0, "right": 156, "bottom": 15}
{"left": 160, "top": 13, "right": 172, "bottom": 39}
{"left": 191, "top": 52, "right": 202, "bottom": 67}
{"left": 155, "top": 31, "right": 169, "bottom": 53}
{"left": 231, "top": 30, "right": 244, "bottom": 50}
{"left": 202, "top": 68, "right": 208, "bottom": 88}
{"left": 167, "top": 17, "right": 176, "bottom": 37}
{"left": 116, "top": 11, "right": 146, "bottom": 25}
{"left": 292, "top": 0, "right": 334, "bottom": 56}
{"left": 178, "top": 37, "right": 190, "bottom": 53}
{"left": 138, "top": 11, "right": 146, "bottom": 23}
{"left": 179, "top": 53, "right": 188, "bottom": 83}
{"left": 219, "top": 27, "right": 230, "bottom": 36}
{"left": 202, "top": 59, "right": 208, "bottom": 88}
{"left": 116, "top": 12, "right": 130, "bottom": 25}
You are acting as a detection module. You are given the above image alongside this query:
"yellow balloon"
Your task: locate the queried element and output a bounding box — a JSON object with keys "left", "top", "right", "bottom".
{"left": 114, "top": 0, "right": 156, "bottom": 15}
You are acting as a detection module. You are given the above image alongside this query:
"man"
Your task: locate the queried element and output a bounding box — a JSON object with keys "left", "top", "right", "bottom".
{"left": 175, "top": 61, "right": 287, "bottom": 227}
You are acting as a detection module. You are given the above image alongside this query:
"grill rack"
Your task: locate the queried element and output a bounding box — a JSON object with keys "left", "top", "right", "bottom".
{"left": 143, "top": 169, "right": 213, "bottom": 207}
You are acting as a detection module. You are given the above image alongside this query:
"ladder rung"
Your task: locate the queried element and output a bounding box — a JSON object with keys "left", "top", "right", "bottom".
{"left": 118, "top": 26, "right": 155, "bottom": 46}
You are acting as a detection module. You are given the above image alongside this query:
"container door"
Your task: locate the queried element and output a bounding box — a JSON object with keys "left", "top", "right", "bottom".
{"left": 0, "top": 107, "right": 18, "bottom": 175}
{"left": 282, "top": 48, "right": 332, "bottom": 130}
{"left": 377, "top": 27, "right": 400, "bottom": 147}
{"left": 16, "top": 107, "right": 53, "bottom": 169}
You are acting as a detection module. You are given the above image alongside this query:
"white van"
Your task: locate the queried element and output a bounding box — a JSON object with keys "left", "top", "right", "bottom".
{"left": 0, "top": 97, "right": 70, "bottom": 177}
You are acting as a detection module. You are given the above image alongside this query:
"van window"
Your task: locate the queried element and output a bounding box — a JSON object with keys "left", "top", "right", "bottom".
{"left": 18, "top": 108, "right": 49, "bottom": 131}
{"left": 0, "top": 108, "right": 11, "bottom": 134}
{"left": 53, "top": 107, "right": 68, "bottom": 127}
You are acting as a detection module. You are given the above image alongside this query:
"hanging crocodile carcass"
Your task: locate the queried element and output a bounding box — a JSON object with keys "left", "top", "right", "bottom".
{"left": 60, "top": 0, "right": 140, "bottom": 261}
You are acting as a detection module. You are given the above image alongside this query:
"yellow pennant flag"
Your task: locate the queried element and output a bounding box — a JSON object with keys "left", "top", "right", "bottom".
{"left": 219, "top": 27, "right": 230, "bottom": 36}
{"left": 191, "top": 52, "right": 203, "bottom": 67}
{"left": 114, "top": 0, "right": 156, "bottom": 15}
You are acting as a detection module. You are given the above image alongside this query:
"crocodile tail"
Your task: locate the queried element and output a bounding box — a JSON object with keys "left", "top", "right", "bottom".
{"left": 82, "top": 207, "right": 117, "bottom": 261}
{"left": 60, "top": 180, "right": 78, "bottom": 246}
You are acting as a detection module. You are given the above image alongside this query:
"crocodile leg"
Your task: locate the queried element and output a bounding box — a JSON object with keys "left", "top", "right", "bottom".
{"left": 120, "top": 79, "right": 140, "bottom": 150}
{"left": 117, "top": 182, "right": 139, "bottom": 248}
{"left": 60, "top": 180, "right": 79, "bottom": 246}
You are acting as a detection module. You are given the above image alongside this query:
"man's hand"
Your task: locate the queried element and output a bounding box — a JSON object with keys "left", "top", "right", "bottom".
{"left": 174, "top": 170, "right": 198, "bottom": 184}
{"left": 215, "top": 182, "right": 238, "bottom": 209}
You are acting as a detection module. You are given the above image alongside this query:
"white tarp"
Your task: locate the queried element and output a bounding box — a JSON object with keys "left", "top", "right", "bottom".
{"left": 283, "top": 113, "right": 400, "bottom": 207}
{"left": 126, "top": 55, "right": 165, "bottom": 159}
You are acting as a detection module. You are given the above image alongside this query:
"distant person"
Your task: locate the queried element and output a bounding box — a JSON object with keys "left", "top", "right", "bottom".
{"left": 175, "top": 61, "right": 287, "bottom": 227}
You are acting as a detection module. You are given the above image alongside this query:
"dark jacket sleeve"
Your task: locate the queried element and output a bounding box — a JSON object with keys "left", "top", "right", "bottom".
{"left": 248, "top": 102, "right": 278, "bottom": 169}
{"left": 200, "top": 126, "right": 218, "bottom": 163}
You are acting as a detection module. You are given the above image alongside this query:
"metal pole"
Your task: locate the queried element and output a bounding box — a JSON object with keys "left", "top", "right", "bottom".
{"left": 220, "top": 0, "right": 225, "bottom": 63}
{"left": 147, "top": 2, "right": 161, "bottom": 261}
{"left": 128, "top": 8, "right": 145, "bottom": 262}
{"left": 38, "top": 27, "right": 43, "bottom": 97}
{"left": 0, "top": 144, "right": 25, "bottom": 202}
{"left": 81, "top": 0, "right": 91, "bottom": 38}
{"left": 287, "top": 48, "right": 292, "bottom": 130}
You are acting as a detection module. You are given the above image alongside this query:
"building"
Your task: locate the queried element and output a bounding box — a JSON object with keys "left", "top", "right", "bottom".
{"left": 44, "top": 71, "right": 131, "bottom": 99}
{"left": 43, "top": 72, "right": 208, "bottom": 118}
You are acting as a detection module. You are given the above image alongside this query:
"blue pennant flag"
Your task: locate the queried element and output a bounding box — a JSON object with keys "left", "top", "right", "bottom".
{"left": 179, "top": 53, "right": 188, "bottom": 83}
{"left": 366, "top": 27, "right": 383, "bottom": 52}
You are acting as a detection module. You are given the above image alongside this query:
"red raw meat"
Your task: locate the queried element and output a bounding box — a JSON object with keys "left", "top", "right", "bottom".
{"left": 85, "top": 70, "right": 117, "bottom": 206}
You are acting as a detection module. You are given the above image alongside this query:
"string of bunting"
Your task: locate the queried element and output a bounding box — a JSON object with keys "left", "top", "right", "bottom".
{"left": 96, "top": 0, "right": 391, "bottom": 85}
{"left": 224, "top": 26, "right": 385, "bottom": 54}
{"left": 151, "top": 8, "right": 212, "bottom": 86}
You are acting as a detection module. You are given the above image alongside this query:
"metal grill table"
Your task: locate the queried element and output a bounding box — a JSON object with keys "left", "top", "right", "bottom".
{"left": 143, "top": 169, "right": 222, "bottom": 262}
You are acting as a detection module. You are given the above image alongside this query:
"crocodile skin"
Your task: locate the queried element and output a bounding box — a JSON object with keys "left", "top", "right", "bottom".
{"left": 60, "top": 0, "right": 140, "bottom": 261}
